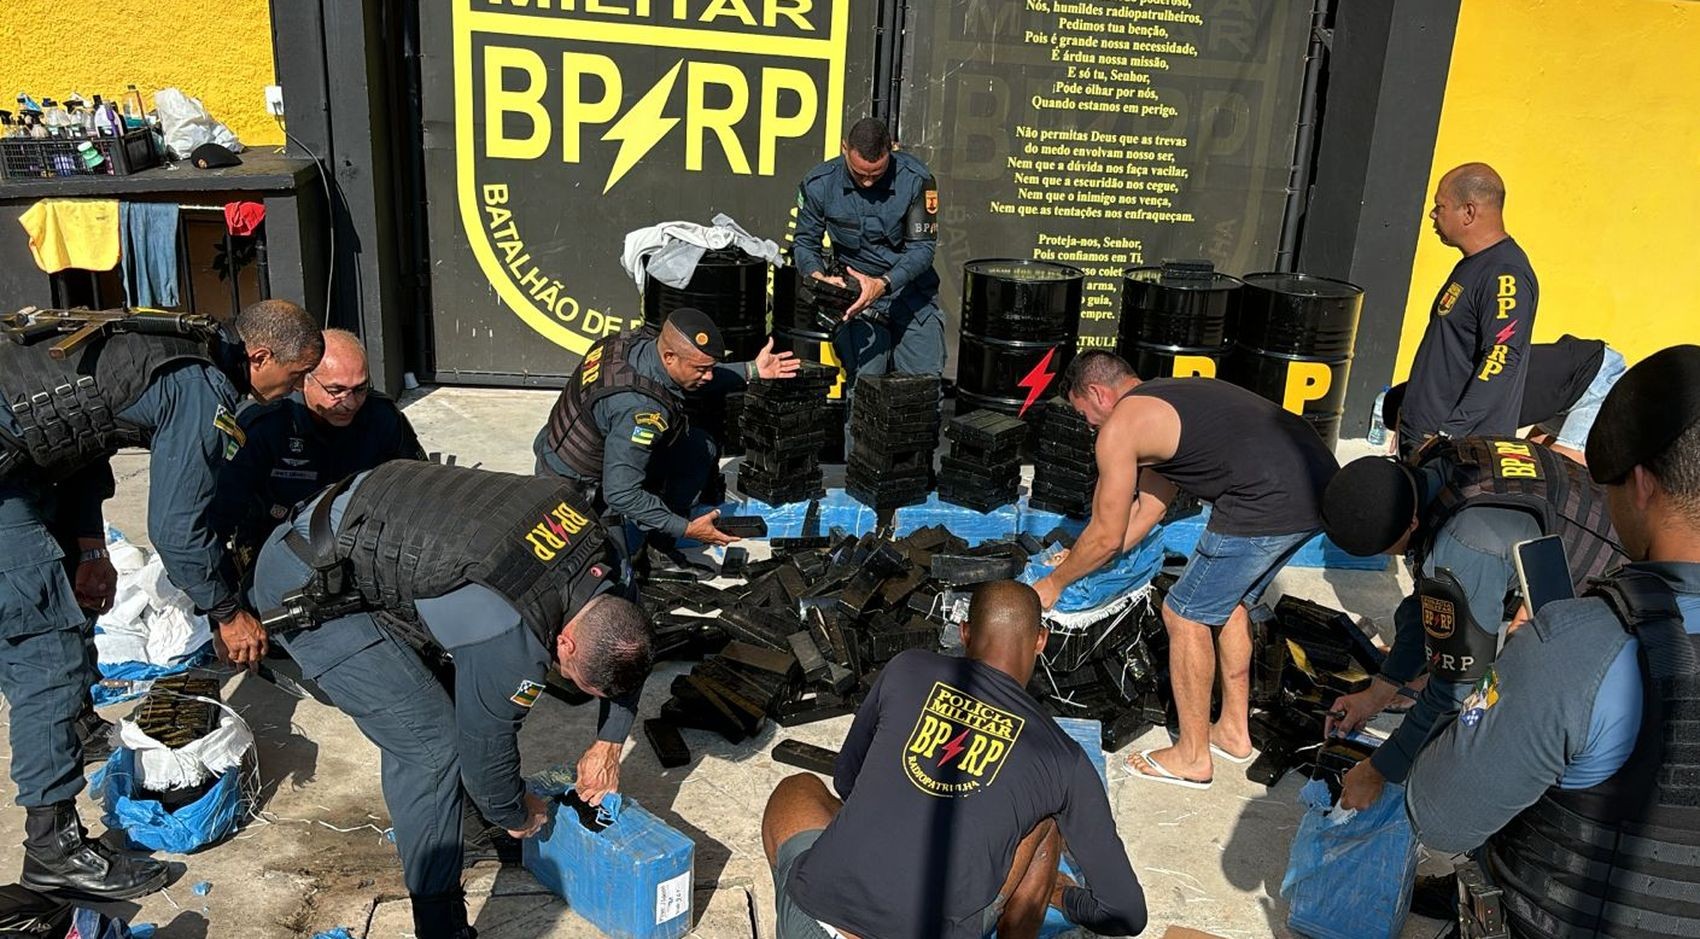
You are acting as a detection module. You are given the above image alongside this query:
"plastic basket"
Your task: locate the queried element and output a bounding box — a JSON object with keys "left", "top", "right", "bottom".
{"left": 1, "top": 129, "right": 159, "bottom": 180}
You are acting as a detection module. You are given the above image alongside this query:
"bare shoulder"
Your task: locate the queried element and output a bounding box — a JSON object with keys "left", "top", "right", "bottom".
{"left": 1107, "top": 393, "right": 1180, "bottom": 461}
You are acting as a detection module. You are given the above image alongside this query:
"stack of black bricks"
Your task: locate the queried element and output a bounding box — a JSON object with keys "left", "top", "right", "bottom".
{"left": 1029, "top": 398, "right": 1097, "bottom": 517}
{"left": 937, "top": 410, "right": 1027, "bottom": 512}
{"left": 738, "top": 363, "right": 837, "bottom": 504}
{"left": 846, "top": 374, "right": 940, "bottom": 510}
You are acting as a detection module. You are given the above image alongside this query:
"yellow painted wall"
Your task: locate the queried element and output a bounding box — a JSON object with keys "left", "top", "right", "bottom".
{"left": 0, "top": 0, "right": 281, "bottom": 148}
{"left": 1395, "top": 0, "right": 1700, "bottom": 379}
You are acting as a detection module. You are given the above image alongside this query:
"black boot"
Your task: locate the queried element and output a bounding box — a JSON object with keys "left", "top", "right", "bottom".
{"left": 462, "top": 801, "right": 521, "bottom": 867}
{"left": 75, "top": 707, "right": 115, "bottom": 766}
{"left": 20, "top": 802, "right": 168, "bottom": 901}
{"left": 411, "top": 890, "right": 478, "bottom": 939}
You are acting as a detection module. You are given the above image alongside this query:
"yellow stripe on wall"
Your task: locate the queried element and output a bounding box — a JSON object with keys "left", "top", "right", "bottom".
{"left": 1395, "top": 0, "right": 1700, "bottom": 379}
{"left": 2, "top": 0, "right": 282, "bottom": 148}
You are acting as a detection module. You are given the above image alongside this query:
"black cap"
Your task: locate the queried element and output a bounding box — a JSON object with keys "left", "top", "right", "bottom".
{"left": 664, "top": 308, "right": 726, "bottom": 358}
{"left": 1587, "top": 344, "right": 1700, "bottom": 485}
{"left": 190, "top": 142, "right": 242, "bottom": 169}
{"left": 1321, "top": 457, "right": 1419, "bottom": 556}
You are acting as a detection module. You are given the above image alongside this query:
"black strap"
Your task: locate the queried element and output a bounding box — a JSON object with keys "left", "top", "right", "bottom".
{"left": 282, "top": 474, "right": 362, "bottom": 594}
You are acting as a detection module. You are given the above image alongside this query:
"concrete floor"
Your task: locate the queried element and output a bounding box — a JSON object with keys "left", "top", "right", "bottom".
{"left": 0, "top": 387, "right": 1457, "bottom": 938}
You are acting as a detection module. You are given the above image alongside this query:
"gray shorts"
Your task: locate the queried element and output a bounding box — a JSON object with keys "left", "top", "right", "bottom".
{"left": 772, "top": 830, "right": 1004, "bottom": 939}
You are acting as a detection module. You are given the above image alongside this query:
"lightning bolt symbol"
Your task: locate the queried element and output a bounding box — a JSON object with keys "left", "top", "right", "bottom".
{"left": 1016, "top": 347, "right": 1059, "bottom": 417}
{"left": 601, "top": 61, "right": 683, "bottom": 195}
{"left": 938, "top": 729, "right": 971, "bottom": 768}
{"left": 1495, "top": 320, "right": 1518, "bottom": 346}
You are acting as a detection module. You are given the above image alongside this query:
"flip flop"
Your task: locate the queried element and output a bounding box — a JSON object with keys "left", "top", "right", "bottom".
{"left": 1125, "top": 750, "right": 1212, "bottom": 790}
{"left": 1210, "top": 742, "right": 1255, "bottom": 765}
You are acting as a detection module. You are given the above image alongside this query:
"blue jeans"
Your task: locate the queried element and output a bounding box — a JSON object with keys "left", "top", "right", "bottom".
{"left": 1164, "top": 528, "right": 1315, "bottom": 626}
{"left": 1537, "top": 346, "right": 1627, "bottom": 451}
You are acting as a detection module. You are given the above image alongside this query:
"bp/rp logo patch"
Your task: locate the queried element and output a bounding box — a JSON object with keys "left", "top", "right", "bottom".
{"left": 902, "top": 682, "right": 1024, "bottom": 798}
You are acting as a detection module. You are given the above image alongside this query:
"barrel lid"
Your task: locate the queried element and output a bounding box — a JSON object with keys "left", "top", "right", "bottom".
{"left": 964, "top": 258, "right": 1085, "bottom": 281}
{"left": 1122, "top": 266, "right": 1243, "bottom": 291}
{"left": 1239, "top": 271, "right": 1364, "bottom": 298}
{"left": 694, "top": 247, "right": 769, "bottom": 268}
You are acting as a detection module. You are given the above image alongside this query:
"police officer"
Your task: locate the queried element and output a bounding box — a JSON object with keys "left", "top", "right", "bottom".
{"left": 1404, "top": 344, "right": 1700, "bottom": 938}
{"left": 248, "top": 460, "right": 653, "bottom": 939}
{"left": 794, "top": 116, "right": 942, "bottom": 383}
{"left": 0, "top": 299, "right": 322, "bottom": 899}
{"left": 1319, "top": 435, "right": 1623, "bottom": 811}
{"left": 534, "top": 308, "right": 797, "bottom": 554}
{"left": 213, "top": 328, "right": 424, "bottom": 560}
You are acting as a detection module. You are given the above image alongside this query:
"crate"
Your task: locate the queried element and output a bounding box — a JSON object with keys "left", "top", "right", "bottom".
{"left": 1, "top": 129, "right": 160, "bottom": 180}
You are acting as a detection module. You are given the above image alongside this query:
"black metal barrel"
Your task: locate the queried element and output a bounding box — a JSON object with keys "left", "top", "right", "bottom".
{"left": 772, "top": 265, "right": 848, "bottom": 461}
{"left": 1221, "top": 272, "right": 1364, "bottom": 448}
{"left": 1117, "top": 266, "right": 1242, "bottom": 380}
{"left": 956, "top": 259, "right": 1084, "bottom": 422}
{"left": 641, "top": 247, "right": 769, "bottom": 360}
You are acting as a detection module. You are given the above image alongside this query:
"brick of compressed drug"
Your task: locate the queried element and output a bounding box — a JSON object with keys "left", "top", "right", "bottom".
{"left": 643, "top": 719, "right": 691, "bottom": 769}
{"left": 788, "top": 631, "right": 830, "bottom": 683}
{"left": 773, "top": 690, "right": 856, "bottom": 727}
{"left": 930, "top": 553, "right": 1024, "bottom": 586}
{"left": 718, "top": 640, "right": 798, "bottom": 678}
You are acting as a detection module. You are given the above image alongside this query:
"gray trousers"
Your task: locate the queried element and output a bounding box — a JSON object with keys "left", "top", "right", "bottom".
{"left": 250, "top": 530, "right": 465, "bottom": 896}
{"left": 0, "top": 486, "right": 97, "bottom": 808}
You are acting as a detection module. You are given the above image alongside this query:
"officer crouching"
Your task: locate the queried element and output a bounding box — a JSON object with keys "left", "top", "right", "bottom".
{"left": 1318, "top": 435, "right": 1623, "bottom": 811}
{"left": 534, "top": 308, "right": 797, "bottom": 559}
{"left": 247, "top": 460, "right": 653, "bottom": 939}
{"left": 1405, "top": 344, "right": 1700, "bottom": 938}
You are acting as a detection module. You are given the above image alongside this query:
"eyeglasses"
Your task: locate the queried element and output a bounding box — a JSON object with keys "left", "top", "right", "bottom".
{"left": 310, "top": 373, "right": 371, "bottom": 402}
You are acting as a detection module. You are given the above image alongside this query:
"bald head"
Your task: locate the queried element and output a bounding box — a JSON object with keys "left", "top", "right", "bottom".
{"left": 1430, "top": 162, "right": 1509, "bottom": 254}
{"left": 962, "top": 581, "right": 1048, "bottom": 684}
{"left": 1441, "top": 163, "right": 1505, "bottom": 211}
{"left": 303, "top": 328, "right": 372, "bottom": 427}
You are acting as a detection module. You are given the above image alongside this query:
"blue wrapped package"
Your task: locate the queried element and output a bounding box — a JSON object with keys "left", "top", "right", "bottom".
{"left": 94, "top": 748, "right": 241, "bottom": 853}
{"left": 1281, "top": 777, "right": 1418, "bottom": 939}
{"left": 1019, "top": 535, "right": 1164, "bottom": 615}
{"left": 523, "top": 771, "right": 695, "bottom": 939}
{"left": 1286, "top": 532, "right": 1390, "bottom": 571}
{"left": 1052, "top": 717, "right": 1106, "bottom": 790}
{"left": 894, "top": 494, "right": 1020, "bottom": 545}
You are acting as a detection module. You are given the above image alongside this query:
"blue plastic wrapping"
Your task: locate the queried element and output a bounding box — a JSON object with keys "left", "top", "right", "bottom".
{"left": 1015, "top": 504, "right": 1088, "bottom": 541}
{"left": 94, "top": 747, "right": 241, "bottom": 853}
{"left": 1280, "top": 778, "right": 1418, "bottom": 939}
{"left": 1019, "top": 536, "right": 1164, "bottom": 614}
{"left": 523, "top": 768, "right": 695, "bottom": 939}
{"left": 1053, "top": 717, "right": 1106, "bottom": 790}
{"left": 70, "top": 908, "right": 152, "bottom": 939}
{"left": 894, "top": 494, "right": 1020, "bottom": 545}
{"left": 89, "top": 643, "right": 214, "bottom": 707}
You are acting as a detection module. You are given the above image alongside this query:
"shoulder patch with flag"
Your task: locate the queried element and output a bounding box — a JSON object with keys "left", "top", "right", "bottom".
{"left": 631, "top": 425, "right": 658, "bottom": 447}
{"left": 510, "top": 679, "right": 545, "bottom": 709}
{"left": 213, "top": 405, "right": 246, "bottom": 460}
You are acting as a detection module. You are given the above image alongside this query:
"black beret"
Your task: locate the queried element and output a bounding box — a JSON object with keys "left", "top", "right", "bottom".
{"left": 664, "top": 308, "right": 726, "bottom": 359}
{"left": 1587, "top": 344, "right": 1700, "bottom": 484}
{"left": 1321, "top": 457, "right": 1419, "bottom": 556}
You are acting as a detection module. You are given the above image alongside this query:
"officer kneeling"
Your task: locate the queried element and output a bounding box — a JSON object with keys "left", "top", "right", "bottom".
{"left": 249, "top": 460, "right": 654, "bottom": 939}
{"left": 1405, "top": 344, "right": 1700, "bottom": 939}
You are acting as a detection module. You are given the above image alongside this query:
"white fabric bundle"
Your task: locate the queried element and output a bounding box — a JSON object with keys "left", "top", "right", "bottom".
{"left": 117, "top": 708, "right": 253, "bottom": 792}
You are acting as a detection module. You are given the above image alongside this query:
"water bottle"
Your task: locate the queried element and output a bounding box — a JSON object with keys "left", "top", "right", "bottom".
{"left": 1366, "top": 385, "right": 1390, "bottom": 446}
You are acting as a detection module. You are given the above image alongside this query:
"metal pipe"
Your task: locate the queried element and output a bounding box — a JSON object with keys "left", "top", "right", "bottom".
{"left": 1273, "top": 0, "right": 1334, "bottom": 272}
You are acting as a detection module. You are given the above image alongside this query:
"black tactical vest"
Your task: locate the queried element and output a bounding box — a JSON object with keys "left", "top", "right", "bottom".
{"left": 541, "top": 328, "right": 684, "bottom": 479}
{"left": 1417, "top": 436, "right": 1620, "bottom": 584}
{"left": 1485, "top": 570, "right": 1700, "bottom": 938}
{"left": 0, "top": 330, "right": 213, "bottom": 480}
{"left": 327, "top": 461, "right": 615, "bottom": 651}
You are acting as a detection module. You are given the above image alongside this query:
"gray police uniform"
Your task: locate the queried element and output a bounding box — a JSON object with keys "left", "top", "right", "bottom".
{"left": 247, "top": 462, "right": 632, "bottom": 919}
{"left": 535, "top": 329, "right": 751, "bottom": 547}
{"left": 1407, "top": 561, "right": 1700, "bottom": 937}
{"left": 1371, "top": 437, "right": 1620, "bottom": 784}
{"left": 212, "top": 390, "right": 424, "bottom": 557}
{"left": 0, "top": 333, "right": 244, "bottom": 809}
{"left": 793, "top": 151, "right": 942, "bottom": 381}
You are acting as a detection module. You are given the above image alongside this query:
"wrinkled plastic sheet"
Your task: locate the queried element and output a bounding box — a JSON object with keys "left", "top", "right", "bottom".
{"left": 1281, "top": 778, "right": 1417, "bottom": 939}
{"left": 93, "top": 747, "right": 241, "bottom": 854}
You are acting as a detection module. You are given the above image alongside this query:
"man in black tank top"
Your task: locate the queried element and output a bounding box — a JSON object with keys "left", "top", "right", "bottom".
{"left": 1034, "top": 352, "right": 1337, "bottom": 788}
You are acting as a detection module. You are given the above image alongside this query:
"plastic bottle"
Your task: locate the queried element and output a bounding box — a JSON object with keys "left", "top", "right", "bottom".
{"left": 93, "top": 96, "right": 121, "bottom": 137}
{"left": 1366, "top": 385, "right": 1390, "bottom": 447}
{"left": 121, "top": 85, "right": 147, "bottom": 130}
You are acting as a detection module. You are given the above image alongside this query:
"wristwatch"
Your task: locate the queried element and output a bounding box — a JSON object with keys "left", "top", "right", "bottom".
{"left": 77, "top": 547, "right": 109, "bottom": 563}
{"left": 878, "top": 274, "right": 892, "bottom": 292}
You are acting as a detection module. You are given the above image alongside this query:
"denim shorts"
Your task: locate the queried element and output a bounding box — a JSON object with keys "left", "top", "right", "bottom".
{"left": 1537, "top": 346, "right": 1627, "bottom": 451}
{"left": 1164, "top": 527, "right": 1315, "bottom": 626}
{"left": 773, "top": 829, "right": 1003, "bottom": 938}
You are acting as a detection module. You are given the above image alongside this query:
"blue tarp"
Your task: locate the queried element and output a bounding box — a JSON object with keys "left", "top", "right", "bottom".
{"left": 94, "top": 747, "right": 241, "bottom": 854}
{"left": 90, "top": 642, "right": 214, "bottom": 707}
{"left": 1019, "top": 535, "right": 1164, "bottom": 614}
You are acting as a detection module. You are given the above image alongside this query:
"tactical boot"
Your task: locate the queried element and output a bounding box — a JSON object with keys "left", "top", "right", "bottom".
{"left": 462, "top": 800, "right": 521, "bottom": 867}
{"left": 20, "top": 802, "right": 169, "bottom": 901}
{"left": 75, "top": 707, "right": 115, "bottom": 765}
{"left": 411, "top": 890, "right": 478, "bottom": 939}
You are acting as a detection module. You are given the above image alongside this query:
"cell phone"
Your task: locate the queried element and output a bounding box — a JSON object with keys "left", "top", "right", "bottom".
{"left": 1514, "top": 534, "right": 1575, "bottom": 616}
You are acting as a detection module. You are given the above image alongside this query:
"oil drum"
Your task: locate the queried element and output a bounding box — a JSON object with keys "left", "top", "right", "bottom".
{"left": 772, "top": 265, "right": 848, "bottom": 461}
{"left": 641, "top": 247, "right": 769, "bottom": 360}
{"left": 1117, "top": 266, "right": 1242, "bottom": 380}
{"left": 1221, "top": 272, "right": 1364, "bottom": 448}
{"left": 957, "top": 259, "right": 1084, "bottom": 421}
